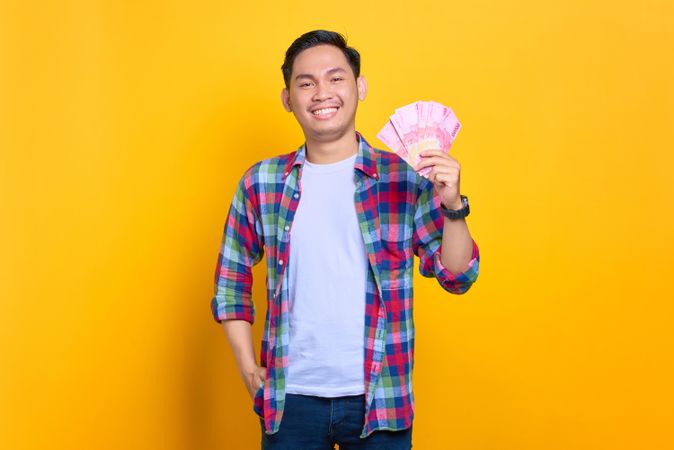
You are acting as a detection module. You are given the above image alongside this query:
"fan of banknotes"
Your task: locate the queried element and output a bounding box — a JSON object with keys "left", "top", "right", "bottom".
{"left": 377, "top": 100, "right": 461, "bottom": 178}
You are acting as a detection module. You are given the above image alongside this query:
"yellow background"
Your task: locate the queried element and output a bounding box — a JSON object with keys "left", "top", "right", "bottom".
{"left": 1, "top": 0, "right": 673, "bottom": 449}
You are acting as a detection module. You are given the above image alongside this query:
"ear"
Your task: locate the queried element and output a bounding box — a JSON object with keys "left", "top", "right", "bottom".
{"left": 281, "top": 88, "right": 292, "bottom": 112}
{"left": 356, "top": 75, "right": 368, "bottom": 101}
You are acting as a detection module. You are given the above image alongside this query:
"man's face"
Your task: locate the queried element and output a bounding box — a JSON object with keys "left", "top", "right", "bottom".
{"left": 281, "top": 44, "right": 367, "bottom": 142}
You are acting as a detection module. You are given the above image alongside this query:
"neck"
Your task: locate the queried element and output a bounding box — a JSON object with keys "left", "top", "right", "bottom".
{"left": 304, "top": 129, "right": 359, "bottom": 164}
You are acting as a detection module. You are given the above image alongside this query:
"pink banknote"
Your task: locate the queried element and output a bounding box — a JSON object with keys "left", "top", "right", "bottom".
{"left": 377, "top": 100, "right": 462, "bottom": 178}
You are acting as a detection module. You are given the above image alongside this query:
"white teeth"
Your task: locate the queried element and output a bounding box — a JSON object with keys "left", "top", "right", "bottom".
{"left": 313, "top": 107, "right": 338, "bottom": 116}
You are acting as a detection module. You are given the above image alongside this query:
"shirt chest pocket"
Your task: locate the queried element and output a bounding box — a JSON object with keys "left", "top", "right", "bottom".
{"left": 379, "top": 222, "right": 413, "bottom": 291}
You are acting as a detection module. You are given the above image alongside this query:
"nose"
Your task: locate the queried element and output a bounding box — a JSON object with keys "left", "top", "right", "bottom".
{"left": 312, "top": 82, "right": 333, "bottom": 101}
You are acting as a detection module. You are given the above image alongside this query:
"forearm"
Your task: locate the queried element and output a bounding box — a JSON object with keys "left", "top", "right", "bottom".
{"left": 221, "top": 319, "right": 258, "bottom": 378}
{"left": 440, "top": 214, "right": 474, "bottom": 275}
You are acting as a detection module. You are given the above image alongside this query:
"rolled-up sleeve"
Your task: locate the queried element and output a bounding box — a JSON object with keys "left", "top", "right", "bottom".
{"left": 211, "top": 165, "right": 264, "bottom": 323}
{"left": 412, "top": 177, "right": 480, "bottom": 295}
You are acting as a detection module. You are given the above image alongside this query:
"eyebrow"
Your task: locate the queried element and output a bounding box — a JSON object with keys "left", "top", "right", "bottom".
{"left": 294, "top": 67, "right": 346, "bottom": 81}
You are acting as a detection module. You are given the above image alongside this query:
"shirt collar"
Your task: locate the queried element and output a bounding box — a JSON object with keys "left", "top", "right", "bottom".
{"left": 282, "top": 130, "right": 379, "bottom": 181}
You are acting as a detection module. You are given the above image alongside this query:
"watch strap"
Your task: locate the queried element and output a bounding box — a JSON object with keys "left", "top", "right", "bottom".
{"left": 440, "top": 195, "right": 470, "bottom": 220}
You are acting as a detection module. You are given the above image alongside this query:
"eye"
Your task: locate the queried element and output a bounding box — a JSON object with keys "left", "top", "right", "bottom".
{"left": 299, "top": 82, "right": 312, "bottom": 88}
{"left": 331, "top": 77, "right": 343, "bottom": 82}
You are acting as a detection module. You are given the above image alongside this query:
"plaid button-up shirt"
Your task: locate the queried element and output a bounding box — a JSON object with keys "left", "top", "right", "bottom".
{"left": 211, "top": 131, "right": 480, "bottom": 438}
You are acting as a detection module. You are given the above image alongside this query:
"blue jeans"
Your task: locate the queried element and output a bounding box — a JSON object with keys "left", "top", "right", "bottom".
{"left": 259, "top": 393, "right": 413, "bottom": 449}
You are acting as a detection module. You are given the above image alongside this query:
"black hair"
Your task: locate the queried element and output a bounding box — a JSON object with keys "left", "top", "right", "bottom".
{"left": 281, "top": 29, "right": 360, "bottom": 89}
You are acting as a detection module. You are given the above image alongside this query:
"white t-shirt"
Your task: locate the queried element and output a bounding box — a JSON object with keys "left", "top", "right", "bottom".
{"left": 285, "top": 152, "right": 368, "bottom": 397}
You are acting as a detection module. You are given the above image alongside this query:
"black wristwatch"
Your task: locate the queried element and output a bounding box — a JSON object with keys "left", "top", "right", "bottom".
{"left": 440, "top": 195, "right": 470, "bottom": 220}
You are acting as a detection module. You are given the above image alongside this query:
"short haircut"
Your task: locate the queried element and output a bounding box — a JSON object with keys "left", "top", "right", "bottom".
{"left": 281, "top": 29, "right": 361, "bottom": 89}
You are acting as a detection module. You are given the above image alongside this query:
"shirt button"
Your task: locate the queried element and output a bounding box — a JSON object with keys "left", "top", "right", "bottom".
{"left": 293, "top": 193, "right": 299, "bottom": 199}
{"left": 278, "top": 259, "right": 284, "bottom": 265}
{"left": 284, "top": 171, "right": 288, "bottom": 176}
{"left": 284, "top": 225, "right": 290, "bottom": 231}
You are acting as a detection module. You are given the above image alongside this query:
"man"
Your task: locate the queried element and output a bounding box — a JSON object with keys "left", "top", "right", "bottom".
{"left": 211, "top": 29, "right": 480, "bottom": 449}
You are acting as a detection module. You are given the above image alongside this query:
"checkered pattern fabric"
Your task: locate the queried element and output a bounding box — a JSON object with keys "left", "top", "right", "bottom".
{"left": 211, "top": 131, "right": 480, "bottom": 438}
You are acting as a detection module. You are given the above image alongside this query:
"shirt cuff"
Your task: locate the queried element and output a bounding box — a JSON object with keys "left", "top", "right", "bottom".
{"left": 432, "top": 238, "right": 480, "bottom": 294}
{"left": 211, "top": 296, "right": 255, "bottom": 324}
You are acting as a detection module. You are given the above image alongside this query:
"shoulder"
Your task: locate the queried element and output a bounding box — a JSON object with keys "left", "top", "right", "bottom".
{"left": 374, "top": 146, "right": 413, "bottom": 176}
{"left": 238, "top": 150, "right": 295, "bottom": 188}
{"left": 373, "top": 147, "right": 427, "bottom": 191}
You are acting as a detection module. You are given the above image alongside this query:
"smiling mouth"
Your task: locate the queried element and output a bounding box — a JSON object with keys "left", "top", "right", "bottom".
{"left": 311, "top": 106, "right": 340, "bottom": 117}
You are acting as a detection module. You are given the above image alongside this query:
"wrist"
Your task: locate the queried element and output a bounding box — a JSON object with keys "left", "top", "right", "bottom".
{"left": 443, "top": 198, "right": 463, "bottom": 210}
{"left": 239, "top": 361, "right": 258, "bottom": 378}
{"left": 440, "top": 195, "right": 470, "bottom": 221}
